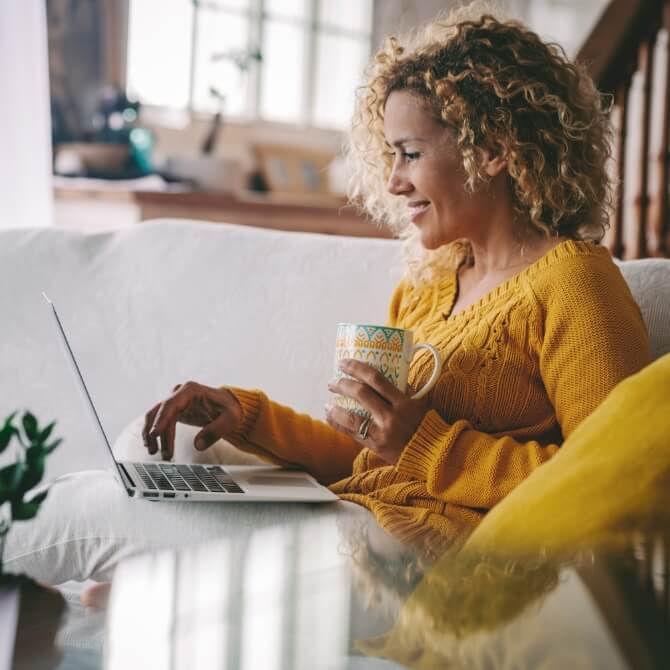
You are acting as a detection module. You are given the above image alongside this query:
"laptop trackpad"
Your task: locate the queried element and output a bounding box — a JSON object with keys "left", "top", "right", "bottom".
{"left": 246, "top": 475, "right": 317, "bottom": 488}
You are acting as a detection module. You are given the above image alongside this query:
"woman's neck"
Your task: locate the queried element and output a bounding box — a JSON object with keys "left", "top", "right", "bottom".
{"left": 464, "top": 231, "right": 565, "bottom": 284}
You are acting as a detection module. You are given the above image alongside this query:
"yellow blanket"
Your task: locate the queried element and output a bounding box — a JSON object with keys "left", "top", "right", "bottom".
{"left": 465, "top": 352, "right": 670, "bottom": 556}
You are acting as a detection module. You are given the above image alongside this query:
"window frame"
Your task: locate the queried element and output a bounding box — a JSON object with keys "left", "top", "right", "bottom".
{"left": 123, "top": 0, "right": 373, "bottom": 129}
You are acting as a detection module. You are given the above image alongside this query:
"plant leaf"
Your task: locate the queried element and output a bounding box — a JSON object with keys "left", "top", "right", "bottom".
{"left": 0, "top": 412, "right": 17, "bottom": 454}
{"left": 18, "top": 447, "right": 46, "bottom": 493}
{"left": 38, "top": 421, "right": 55, "bottom": 444}
{"left": 0, "top": 424, "right": 16, "bottom": 454}
{"left": 0, "top": 413, "right": 58, "bottom": 515}
{"left": 0, "top": 481, "right": 15, "bottom": 503}
{"left": 44, "top": 438, "right": 62, "bottom": 454}
{"left": 1, "top": 412, "right": 17, "bottom": 430}
{"left": 0, "top": 463, "right": 25, "bottom": 489}
{"left": 0, "top": 463, "right": 27, "bottom": 505}
{"left": 12, "top": 502, "right": 40, "bottom": 520}
{"left": 21, "top": 412, "right": 38, "bottom": 442}
{"left": 12, "top": 490, "right": 48, "bottom": 521}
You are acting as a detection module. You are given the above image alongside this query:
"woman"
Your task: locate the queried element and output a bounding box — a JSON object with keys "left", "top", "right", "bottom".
{"left": 143, "top": 4, "right": 649, "bottom": 558}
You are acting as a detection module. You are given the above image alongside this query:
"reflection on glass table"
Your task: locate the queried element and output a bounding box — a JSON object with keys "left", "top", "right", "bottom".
{"left": 105, "top": 513, "right": 670, "bottom": 670}
{"left": 0, "top": 574, "right": 65, "bottom": 670}
{"left": 0, "top": 572, "right": 108, "bottom": 670}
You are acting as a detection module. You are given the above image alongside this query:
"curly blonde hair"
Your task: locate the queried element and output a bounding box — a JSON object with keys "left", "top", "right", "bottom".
{"left": 345, "top": 1, "right": 613, "bottom": 287}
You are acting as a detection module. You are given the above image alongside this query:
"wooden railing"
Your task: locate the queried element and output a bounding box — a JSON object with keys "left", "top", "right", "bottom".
{"left": 578, "top": 0, "right": 670, "bottom": 259}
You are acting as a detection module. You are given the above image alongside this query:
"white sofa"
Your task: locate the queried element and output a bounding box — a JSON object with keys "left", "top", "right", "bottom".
{"left": 2, "top": 219, "right": 669, "bottom": 480}
{"left": 2, "top": 219, "right": 669, "bottom": 660}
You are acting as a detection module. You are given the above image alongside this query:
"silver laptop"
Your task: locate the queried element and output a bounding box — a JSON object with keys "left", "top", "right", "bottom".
{"left": 43, "top": 294, "right": 338, "bottom": 503}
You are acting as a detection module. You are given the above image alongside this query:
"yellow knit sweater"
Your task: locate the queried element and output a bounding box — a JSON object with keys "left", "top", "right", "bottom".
{"left": 225, "top": 240, "right": 650, "bottom": 556}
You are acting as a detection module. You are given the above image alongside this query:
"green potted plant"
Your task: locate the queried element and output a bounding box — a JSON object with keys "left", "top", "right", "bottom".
{"left": 0, "top": 411, "right": 61, "bottom": 572}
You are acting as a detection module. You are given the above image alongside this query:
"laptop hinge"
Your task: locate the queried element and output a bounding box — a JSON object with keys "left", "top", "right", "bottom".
{"left": 117, "top": 462, "right": 137, "bottom": 496}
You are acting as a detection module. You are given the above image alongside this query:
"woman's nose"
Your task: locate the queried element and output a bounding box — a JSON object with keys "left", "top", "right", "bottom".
{"left": 387, "top": 163, "right": 410, "bottom": 195}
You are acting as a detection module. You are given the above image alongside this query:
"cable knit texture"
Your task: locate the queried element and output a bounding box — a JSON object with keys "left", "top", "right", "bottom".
{"left": 224, "top": 240, "right": 650, "bottom": 556}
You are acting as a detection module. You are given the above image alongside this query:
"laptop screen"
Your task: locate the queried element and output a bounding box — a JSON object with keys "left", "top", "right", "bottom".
{"left": 43, "top": 293, "right": 130, "bottom": 493}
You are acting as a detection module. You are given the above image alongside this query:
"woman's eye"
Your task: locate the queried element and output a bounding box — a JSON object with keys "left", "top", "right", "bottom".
{"left": 385, "top": 149, "right": 420, "bottom": 163}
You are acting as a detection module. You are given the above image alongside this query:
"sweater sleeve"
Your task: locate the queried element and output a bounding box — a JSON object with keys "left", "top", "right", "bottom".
{"left": 220, "top": 388, "right": 363, "bottom": 485}
{"left": 395, "top": 256, "right": 651, "bottom": 509}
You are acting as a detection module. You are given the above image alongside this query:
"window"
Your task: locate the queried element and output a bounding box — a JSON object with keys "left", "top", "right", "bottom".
{"left": 126, "top": 0, "right": 373, "bottom": 129}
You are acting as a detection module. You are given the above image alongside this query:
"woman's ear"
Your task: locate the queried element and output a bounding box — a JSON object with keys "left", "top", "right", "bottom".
{"left": 481, "top": 149, "right": 507, "bottom": 177}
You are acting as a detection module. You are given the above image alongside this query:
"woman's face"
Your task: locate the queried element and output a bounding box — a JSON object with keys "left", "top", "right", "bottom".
{"left": 383, "top": 89, "right": 497, "bottom": 250}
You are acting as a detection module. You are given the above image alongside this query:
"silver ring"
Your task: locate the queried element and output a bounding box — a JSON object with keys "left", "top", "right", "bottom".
{"left": 357, "top": 415, "right": 373, "bottom": 440}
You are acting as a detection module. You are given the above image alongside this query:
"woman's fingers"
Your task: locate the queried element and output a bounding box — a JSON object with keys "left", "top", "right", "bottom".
{"left": 144, "top": 383, "right": 243, "bottom": 457}
{"left": 160, "top": 419, "right": 177, "bottom": 461}
{"left": 324, "top": 404, "right": 375, "bottom": 442}
{"left": 328, "top": 376, "right": 390, "bottom": 423}
{"left": 147, "top": 384, "right": 197, "bottom": 459}
{"left": 142, "top": 404, "right": 160, "bottom": 454}
{"left": 149, "top": 383, "right": 196, "bottom": 439}
{"left": 338, "top": 359, "right": 405, "bottom": 405}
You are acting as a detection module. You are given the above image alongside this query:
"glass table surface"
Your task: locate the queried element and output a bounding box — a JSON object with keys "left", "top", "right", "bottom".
{"left": 4, "top": 511, "right": 670, "bottom": 670}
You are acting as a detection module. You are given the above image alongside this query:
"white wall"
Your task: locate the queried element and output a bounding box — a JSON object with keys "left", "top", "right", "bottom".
{"left": 372, "top": 0, "right": 450, "bottom": 49}
{"left": 506, "top": 0, "right": 609, "bottom": 57}
{"left": 372, "top": 0, "right": 609, "bottom": 58}
{"left": 0, "top": 0, "right": 53, "bottom": 228}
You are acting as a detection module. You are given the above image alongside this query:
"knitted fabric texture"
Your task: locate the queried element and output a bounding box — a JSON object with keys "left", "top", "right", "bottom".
{"left": 224, "top": 240, "right": 650, "bottom": 556}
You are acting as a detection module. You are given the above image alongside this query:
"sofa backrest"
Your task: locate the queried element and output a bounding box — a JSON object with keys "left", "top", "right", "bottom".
{"left": 1, "top": 220, "right": 402, "bottom": 476}
{"left": 615, "top": 258, "right": 670, "bottom": 361}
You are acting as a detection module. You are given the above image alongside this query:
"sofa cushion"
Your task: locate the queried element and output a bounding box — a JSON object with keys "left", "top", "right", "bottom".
{"left": 615, "top": 258, "right": 670, "bottom": 360}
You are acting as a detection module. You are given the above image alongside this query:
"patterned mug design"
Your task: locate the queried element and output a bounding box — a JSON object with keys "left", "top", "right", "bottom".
{"left": 333, "top": 323, "right": 443, "bottom": 417}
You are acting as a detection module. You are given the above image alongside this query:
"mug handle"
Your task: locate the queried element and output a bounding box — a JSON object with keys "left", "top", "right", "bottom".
{"left": 408, "top": 343, "right": 443, "bottom": 400}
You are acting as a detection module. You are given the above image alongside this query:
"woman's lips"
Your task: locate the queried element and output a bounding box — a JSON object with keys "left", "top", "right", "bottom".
{"left": 408, "top": 202, "right": 431, "bottom": 222}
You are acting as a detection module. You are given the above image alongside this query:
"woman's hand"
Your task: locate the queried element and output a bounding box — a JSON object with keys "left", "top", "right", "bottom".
{"left": 143, "top": 382, "right": 243, "bottom": 460}
{"left": 325, "top": 359, "right": 430, "bottom": 464}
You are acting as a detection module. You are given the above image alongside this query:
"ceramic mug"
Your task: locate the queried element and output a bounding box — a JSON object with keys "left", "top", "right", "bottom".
{"left": 333, "top": 323, "right": 443, "bottom": 417}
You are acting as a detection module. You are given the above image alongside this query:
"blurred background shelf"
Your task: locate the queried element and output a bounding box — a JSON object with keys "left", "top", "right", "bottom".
{"left": 134, "top": 189, "right": 391, "bottom": 237}
{"left": 53, "top": 180, "right": 392, "bottom": 238}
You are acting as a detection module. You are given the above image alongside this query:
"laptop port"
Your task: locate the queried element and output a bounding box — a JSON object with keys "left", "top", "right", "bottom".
{"left": 143, "top": 492, "right": 159, "bottom": 498}
{"left": 164, "top": 492, "right": 175, "bottom": 499}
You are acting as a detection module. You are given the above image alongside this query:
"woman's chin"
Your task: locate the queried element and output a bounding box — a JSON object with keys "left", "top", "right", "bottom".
{"left": 417, "top": 227, "right": 449, "bottom": 250}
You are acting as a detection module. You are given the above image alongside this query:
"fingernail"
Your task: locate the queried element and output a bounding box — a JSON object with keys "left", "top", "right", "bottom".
{"left": 195, "top": 438, "right": 206, "bottom": 450}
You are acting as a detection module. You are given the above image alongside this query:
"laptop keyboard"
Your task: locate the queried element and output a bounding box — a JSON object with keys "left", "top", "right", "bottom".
{"left": 133, "top": 463, "right": 244, "bottom": 494}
